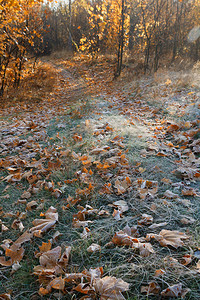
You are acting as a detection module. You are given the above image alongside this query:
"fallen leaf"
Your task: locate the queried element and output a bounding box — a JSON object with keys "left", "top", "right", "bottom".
{"left": 138, "top": 243, "right": 155, "bottom": 257}
{"left": 180, "top": 254, "right": 192, "bottom": 266}
{"left": 114, "top": 178, "right": 131, "bottom": 195}
{"left": 0, "top": 293, "right": 11, "bottom": 300}
{"left": 87, "top": 243, "right": 101, "bottom": 253}
{"left": 112, "top": 200, "right": 129, "bottom": 213}
{"left": 164, "top": 190, "right": 179, "bottom": 199}
{"left": 154, "top": 269, "right": 166, "bottom": 277}
{"left": 93, "top": 276, "right": 129, "bottom": 300}
{"left": 26, "top": 200, "right": 38, "bottom": 211}
{"left": 141, "top": 281, "right": 160, "bottom": 295}
{"left": 148, "top": 222, "right": 168, "bottom": 229}
{"left": 138, "top": 214, "right": 153, "bottom": 225}
{"left": 112, "top": 209, "right": 122, "bottom": 221}
{"left": 0, "top": 244, "right": 24, "bottom": 266}
{"left": 161, "top": 283, "right": 190, "bottom": 297}
{"left": 146, "top": 230, "right": 189, "bottom": 248}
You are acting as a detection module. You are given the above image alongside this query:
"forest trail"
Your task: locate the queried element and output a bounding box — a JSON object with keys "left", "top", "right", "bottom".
{"left": 0, "top": 57, "right": 200, "bottom": 299}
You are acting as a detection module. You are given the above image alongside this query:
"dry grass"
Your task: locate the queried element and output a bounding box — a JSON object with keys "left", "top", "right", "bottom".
{"left": 0, "top": 60, "right": 59, "bottom": 108}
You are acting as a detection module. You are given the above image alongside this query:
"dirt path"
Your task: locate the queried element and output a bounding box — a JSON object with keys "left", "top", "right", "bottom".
{"left": 0, "top": 58, "right": 200, "bottom": 299}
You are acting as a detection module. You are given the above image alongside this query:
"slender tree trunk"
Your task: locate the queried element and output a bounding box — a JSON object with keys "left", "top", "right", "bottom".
{"left": 68, "top": 0, "right": 72, "bottom": 52}
{"left": 115, "top": 0, "right": 125, "bottom": 77}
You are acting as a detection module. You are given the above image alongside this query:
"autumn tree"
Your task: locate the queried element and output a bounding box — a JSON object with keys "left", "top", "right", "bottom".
{"left": 0, "top": 0, "right": 49, "bottom": 96}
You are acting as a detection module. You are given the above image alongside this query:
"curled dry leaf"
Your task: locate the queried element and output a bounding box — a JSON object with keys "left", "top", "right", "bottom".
{"left": 161, "top": 283, "right": 190, "bottom": 298}
{"left": 26, "top": 200, "right": 38, "bottom": 211}
{"left": 138, "top": 214, "right": 153, "bottom": 225}
{"left": 166, "top": 124, "right": 180, "bottom": 132}
{"left": 146, "top": 230, "right": 189, "bottom": 249}
{"left": 0, "top": 293, "right": 11, "bottom": 300}
{"left": 141, "top": 281, "right": 160, "bottom": 295}
{"left": 87, "top": 243, "right": 101, "bottom": 253}
{"left": 21, "top": 191, "right": 31, "bottom": 199}
{"left": 93, "top": 276, "right": 129, "bottom": 300}
{"left": 112, "top": 209, "right": 122, "bottom": 221}
{"left": 123, "top": 224, "right": 139, "bottom": 238}
{"left": 138, "top": 243, "right": 155, "bottom": 257}
{"left": 148, "top": 222, "right": 168, "bottom": 229}
{"left": 180, "top": 254, "right": 192, "bottom": 266}
{"left": 164, "top": 190, "right": 179, "bottom": 199}
{"left": 181, "top": 188, "right": 197, "bottom": 196}
{"left": 154, "top": 269, "right": 166, "bottom": 277}
{"left": 112, "top": 200, "right": 129, "bottom": 213}
{"left": 112, "top": 231, "right": 154, "bottom": 257}
{"left": 196, "top": 260, "right": 200, "bottom": 272}
{"left": 11, "top": 219, "right": 24, "bottom": 232}
{"left": 39, "top": 276, "right": 65, "bottom": 296}
{"left": 30, "top": 206, "right": 58, "bottom": 237}
{"left": 73, "top": 220, "right": 93, "bottom": 228}
{"left": 112, "top": 230, "right": 139, "bottom": 247}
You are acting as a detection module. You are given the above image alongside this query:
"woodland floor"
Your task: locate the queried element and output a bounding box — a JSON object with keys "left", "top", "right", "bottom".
{"left": 0, "top": 55, "right": 200, "bottom": 299}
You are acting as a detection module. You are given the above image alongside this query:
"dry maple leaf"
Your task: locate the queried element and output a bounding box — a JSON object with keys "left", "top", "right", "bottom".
{"left": 161, "top": 283, "right": 190, "bottom": 298}
{"left": 146, "top": 230, "right": 189, "bottom": 248}
{"left": 35, "top": 240, "right": 52, "bottom": 258}
{"left": 93, "top": 276, "right": 129, "bottom": 300}
{"left": 0, "top": 244, "right": 24, "bottom": 266}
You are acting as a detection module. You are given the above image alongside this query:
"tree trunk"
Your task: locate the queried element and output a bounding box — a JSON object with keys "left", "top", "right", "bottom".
{"left": 115, "top": 0, "right": 125, "bottom": 77}
{"left": 68, "top": 0, "right": 72, "bottom": 52}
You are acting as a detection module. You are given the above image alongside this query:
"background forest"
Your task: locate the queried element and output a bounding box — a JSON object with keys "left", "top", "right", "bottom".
{"left": 0, "top": 0, "right": 199, "bottom": 96}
